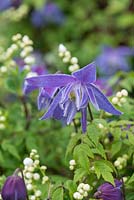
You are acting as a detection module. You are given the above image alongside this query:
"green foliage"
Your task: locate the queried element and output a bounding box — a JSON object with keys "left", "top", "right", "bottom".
{"left": 0, "top": 0, "right": 133, "bottom": 199}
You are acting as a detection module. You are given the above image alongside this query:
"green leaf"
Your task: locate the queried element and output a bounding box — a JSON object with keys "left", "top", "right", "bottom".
{"left": 52, "top": 187, "right": 63, "bottom": 200}
{"left": 111, "top": 141, "right": 122, "bottom": 157}
{"left": 66, "top": 134, "right": 81, "bottom": 158}
{"left": 128, "top": 133, "right": 134, "bottom": 145}
{"left": 1, "top": 140, "right": 20, "bottom": 160}
{"left": 73, "top": 144, "right": 92, "bottom": 171}
{"left": 74, "top": 168, "right": 87, "bottom": 182}
{"left": 92, "top": 143, "right": 106, "bottom": 159}
{"left": 94, "top": 160, "right": 114, "bottom": 185}
{"left": 79, "top": 143, "right": 94, "bottom": 158}
{"left": 87, "top": 123, "right": 100, "bottom": 146}
{"left": 65, "top": 180, "right": 77, "bottom": 196}
{"left": 127, "top": 173, "right": 134, "bottom": 185}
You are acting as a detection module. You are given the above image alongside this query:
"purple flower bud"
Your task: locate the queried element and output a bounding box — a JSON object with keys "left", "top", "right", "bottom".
{"left": 94, "top": 180, "right": 123, "bottom": 200}
{"left": 1, "top": 172, "right": 27, "bottom": 200}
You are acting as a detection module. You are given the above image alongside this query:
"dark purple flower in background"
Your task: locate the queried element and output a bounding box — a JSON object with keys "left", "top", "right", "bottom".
{"left": 31, "top": 2, "right": 65, "bottom": 28}
{"left": 94, "top": 78, "right": 113, "bottom": 96}
{"left": 94, "top": 180, "right": 123, "bottom": 200}
{"left": 25, "top": 62, "right": 122, "bottom": 132}
{"left": 96, "top": 46, "right": 134, "bottom": 76}
{"left": 0, "top": 0, "right": 22, "bottom": 11}
{"left": 1, "top": 170, "right": 27, "bottom": 200}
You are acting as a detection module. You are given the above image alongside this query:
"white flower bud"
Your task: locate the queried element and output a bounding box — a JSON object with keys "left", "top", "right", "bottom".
{"left": 69, "top": 160, "right": 76, "bottom": 166}
{"left": 77, "top": 183, "right": 84, "bottom": 191}
{"left": 114, "top": 160, "right": 120, "bottom": 167}
{"left": 59, "top": 44, "right": 66, "bottom": 53}
{"left": 12, "top": 33, "right": 22, "bottom": 41}
{"left": 123, "top": 154, "right": 128, "bottom": 160}
{"left": 35, "top": 190, "right": 42, "bottom": 197}
{"left": 83, "top": 191, "right": 88, "bottom": 197}
{"left": 71, "top": 57, "right": 78, "bottom": 64}
{"left": 112, "top": 97, "right": 118, "bottom": 104}
{"left": 25, "top": 172, "right": 32, "bottom": 179}
{"left": 0, "top": 66, "right": 7, "bottom": 73}
{"left": 10, "top": 44, "right": 18, "bottom": 51}
{"left": 98, "top": 123, "right": 104, "bottom": 129}
{"left": 73, "top": 192, "right": 82, "bottom": 199}
{"left": 31, "top": 149, "right": 37, "bottom": 153}
{"left": 27, "top": 184, "right": 33, "bottom": 190}
{"left": 120, "top": 97, "right": 126, "bottom": 103}
{"left": 118, "top": 165, "right": 123, "bottom": 170}
{"left": 69, "top": 165, "right": 74, "bottom": 170}
{"left": 30, "top": 195, "right": 36, "bottom": 200}
{"left": 28, "top": 166, "right": 34, "bottom": 172}
{"left": 26, "top": 72, "right": 38, "bottom": 78}
{"left": 121, "top": 89, "right": 128, "bottom": 97}
{"left": 42, "top": 176, "right": 49, "bottom": 184}
{"left": 33, "top": 173, "right": 40, "bottom": 180}
{"left": 0, "top": 116, "right": 6, "bottom": 121}
{"left": 123, "top": 177, "right": 127, "bottom": 182}
{"left": 23, "top": 158, "right": 33, "bottom": 166}
{"left": 58, "top": 52, "right": 64, "bottom": 57}
{"left": 64, "top": 51, "right": 71, "bottom": 58}
{"left": 34, "top": 160, "right": 39, "bottom": 165}
{"left": 83, "top": 184, "right": 90, "bottom": 191}
{"left": 63, "top": 57, "right": 70, "bottom": 63}
{"left": 40, "top": 166, "right": 47, "bottom": 170}
{"left": 78, "top": 189, "right": 84, "bottom": 194}
{"left": 24, "top": 56, "right": 35, "bottom": 65}
{"left": 116, "top": 92, "right": 122, "bottom": 98}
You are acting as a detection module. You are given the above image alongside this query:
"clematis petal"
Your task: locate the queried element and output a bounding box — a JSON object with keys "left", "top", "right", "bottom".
{"left": 86, "top": 86, "right": 100, "bottom": 110}
{"left": 60, "top": 83, "right": 73, "bottom": 104}
{"left": 90, "top": 84, "right": 122, "bottom": 115}
{"left": 72, "top": 62, "right": 96, "bottom": 84}
{"left": 26, "top": 74, "right": 76, "bottom": 88}
{"left": 23, "top": 81, "right": 38, "bottom": 94}
{"left": 81, "top": 108, "right": 87, "bottom": 133}
{"left": 37, "top": 88, "right": 51, "bottom": 110}
{"left": 66, "top": 101, "right": 77, "bottom": 124}
{"left": 40, "top": 90, "right": 62, "bottom": 120}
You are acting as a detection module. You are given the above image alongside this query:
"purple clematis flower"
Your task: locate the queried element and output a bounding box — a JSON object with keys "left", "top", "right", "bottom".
{"left": 1, "top": 170, "right": 27, "bottom": 200}
{"left": 94, "top": 179, "right": 123, "bottom": 200}
{"left": 31, "top": 2, "right": 65, "bottom": 28}
{"left": 25, "top": 62, "right": 122, "bottom": 132}
{"left": 0, "top": 0, "right": 21, "bottom": 11}
{"left": 96, "top": 46, "right": 134, "bottom": 76}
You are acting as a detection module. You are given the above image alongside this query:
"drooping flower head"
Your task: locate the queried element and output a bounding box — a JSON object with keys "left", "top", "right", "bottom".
{"left": 94, "top": 179, "right": 123, "bottom": 200}
{"left": 1, "top": 169, "right": 27, "bottom": 200}
{"left": 96, "top": 46, "right": 134, "bottom": 76}
{"left": 31, "top": 2, "right": 65, "bottom": 28}
{"left": 25, "top": 62, "right": 122, "bottom": 132}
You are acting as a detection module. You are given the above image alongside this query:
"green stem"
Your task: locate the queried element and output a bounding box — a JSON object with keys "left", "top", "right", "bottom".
{"left": 88, "top": 103, "right": 93, "bottom": 121}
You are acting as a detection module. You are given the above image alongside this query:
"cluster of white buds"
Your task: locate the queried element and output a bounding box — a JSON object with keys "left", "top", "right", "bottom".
{"left": 112, "top": 89, "right": 128, "bottom": 106}
{"left": 58, "top": 44, "right": 80, "bottom": 72}
{"left": 69, "top": 159, "right": 76, "bottom": 170}
{"left": 1, "top": 5, "right": 29, "bottom": 22}
{"left": 114, "top": 154, "right": 129, "bottom": 170}
{"left": 73, "top": 183, "right": 91, "bottom": 199}
{"left": 0, "top": 33, "right": 34, "bottom": 75}
{"left": 23, "top": 149, "right": 48, "bottom": 200}
{"left": 0, "top": 110, "right": 6, "bottom": 130}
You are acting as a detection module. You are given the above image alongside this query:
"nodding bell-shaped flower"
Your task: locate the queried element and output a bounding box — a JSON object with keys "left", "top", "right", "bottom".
{"left": 94, "top": 179, "right": 123, "bottom": 200}
{"left": 1, "top": 168, "right": 27, "bottom": 200}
